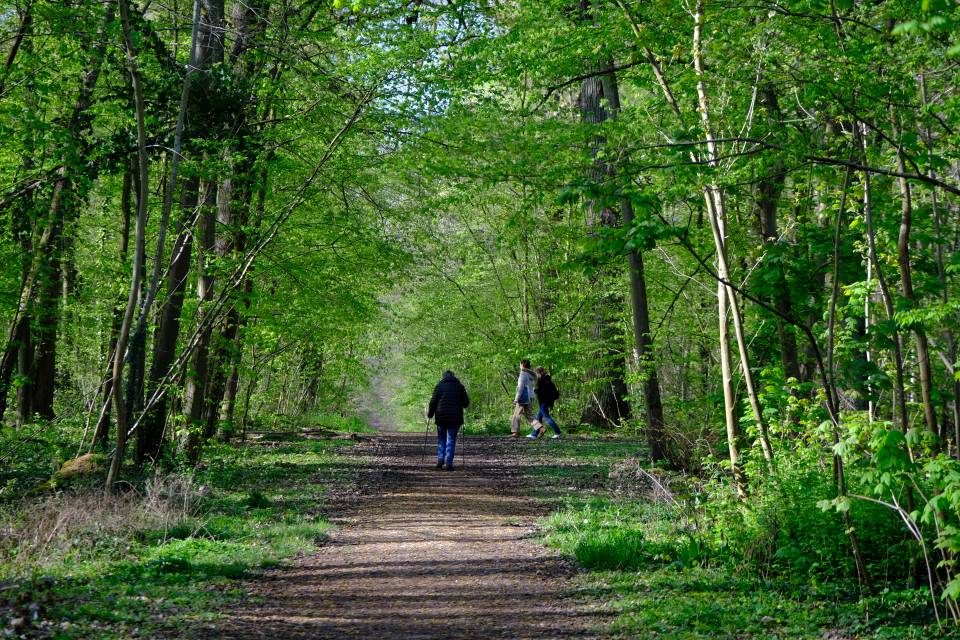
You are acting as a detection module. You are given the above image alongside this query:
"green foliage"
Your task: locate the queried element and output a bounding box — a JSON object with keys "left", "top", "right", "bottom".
{"left": 536, "top": 438, "right": 945, "bottom": 638}
{"left": 1, "top": 0, "right": 959, "bottom": 633}
{"left": 544, "top": 498, "right": 693, "bottom": 571}
{"left": 0, "top": 436, "right": 353, "bottom": 636}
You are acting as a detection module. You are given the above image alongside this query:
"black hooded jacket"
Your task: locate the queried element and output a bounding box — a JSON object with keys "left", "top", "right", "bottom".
{"left": 535, "top": 375, "right": 559, "bottom": 408}
{"left": 427, "top": 372, "right": 470, "bottom": 427}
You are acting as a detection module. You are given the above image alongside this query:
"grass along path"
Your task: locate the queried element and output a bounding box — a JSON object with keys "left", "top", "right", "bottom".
{"left": 183, "top": 432, "right": 608, "bottom": 639}
{"left": 0, "top": 429, "right": 373, "bottom": 639}
{"left": 6, "top": 428, "right": 946, "bottom": 638}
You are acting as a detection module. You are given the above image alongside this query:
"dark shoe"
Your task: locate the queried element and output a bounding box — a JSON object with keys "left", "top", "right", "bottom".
{"left": 443, "top": 464, "right": 454, "bottom": 471}
{"left": 435, "top": 460, "right": 444, "bottom": 469}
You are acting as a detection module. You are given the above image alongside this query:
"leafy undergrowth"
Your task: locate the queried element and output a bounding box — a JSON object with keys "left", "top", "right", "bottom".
{"left": 0, "top": 437, "right": 362, "bottom": 639}
{"left": 531, "top": 437, "right": 956, "bottom": 639}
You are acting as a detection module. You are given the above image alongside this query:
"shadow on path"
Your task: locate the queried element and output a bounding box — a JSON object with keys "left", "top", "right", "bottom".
{"left": 183, "top": 433, "right": 608, "bottom": 639}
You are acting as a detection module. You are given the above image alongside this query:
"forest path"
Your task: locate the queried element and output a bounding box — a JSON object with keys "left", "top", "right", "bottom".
{"left": 187, "top": 432, "right": 609, "bottom": 639}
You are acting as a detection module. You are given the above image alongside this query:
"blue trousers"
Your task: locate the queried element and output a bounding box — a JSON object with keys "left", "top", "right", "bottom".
{"left": 436, "top": 424, "right": 460, "bottom": 466}
{"left": 537, "top": 405, "right": 561, "bottom": 435}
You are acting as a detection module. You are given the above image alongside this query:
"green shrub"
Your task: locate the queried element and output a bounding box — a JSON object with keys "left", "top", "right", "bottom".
{"left": 574, "top": 528, "right": 648, "bottom": 570}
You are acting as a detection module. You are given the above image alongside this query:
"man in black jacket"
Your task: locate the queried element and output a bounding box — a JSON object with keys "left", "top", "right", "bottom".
{"left": 427, "top": 370, "right": 470, "bottom": 470}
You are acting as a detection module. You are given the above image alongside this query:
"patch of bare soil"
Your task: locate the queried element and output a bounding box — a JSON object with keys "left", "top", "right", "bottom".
{"left": 183, "top": 433, "right": 609, "bottom": 639}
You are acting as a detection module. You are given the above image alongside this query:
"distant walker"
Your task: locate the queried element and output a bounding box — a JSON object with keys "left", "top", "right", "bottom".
{"left": 427, "top": 370, "right": 470, "bottom": 470}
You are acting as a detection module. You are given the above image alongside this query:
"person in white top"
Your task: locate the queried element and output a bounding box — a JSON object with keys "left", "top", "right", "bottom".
{"left": 510, "top": 358, "right": 543, "bottom": 438}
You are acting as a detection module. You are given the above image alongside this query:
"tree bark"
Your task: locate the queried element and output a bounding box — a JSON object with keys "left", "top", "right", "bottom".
{"left": 919, "top": 74, "right": 960, "bottom": 453}
{"left": 755, "top": 83, "right": 801, "bottom": 385}
{"left": 859, "top": 126, "right": 910, "bottom": 434}
{"left": 203, "top": 1, "right": 268, "bottom": 442}
{"left": 894, "top": 127, "right": 939, "bottom": 441}
{"left": 182, "top": 179, "right": 217, "bottom": 464}
{"left": 595, "top": 67, "right": 667, "bottom": 462}
{"left": 692, "top": 0, "right": 773, "bottom": 474}
{"left": 182, "top": 0, "right": 226, "bottom": 464}
{"left": 0, "top": 2, "right": 32, "bottom": 98}
{"left": 220, "top": 158, "right": 269, "bottom": 437}
{"left": 0, "top": 2, "right": 113, "bottom": 425}
{"left": 107, "top": 0, "right": 151, "bottom": 490}
{"left": 92, "top": 167, "right": 133, "bottom": 449}
{"left": 138, "top": 189, "right": 195, "bottom": 463}
{"left": 136, "top": 0, "right": 204, "bottom": 464}
{"left": 576, "top": 53, "right": 631, "bottom": 428}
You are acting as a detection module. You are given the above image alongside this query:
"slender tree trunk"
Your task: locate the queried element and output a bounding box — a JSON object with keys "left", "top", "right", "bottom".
{"left": 692, "top": 0, "right": 773, "bottom": 472}
{"left": 32, "top": 219, "right": 60, "bottom": 420}
{"left": 919, "top": 76, "right": 960, "bottom": 453}
{"left": 136, "top": 0, "right": 204, "bottom": 464}
{"left": 0, "top": 3, "right": 32, "bottom": 98}
{"left": 202, "top": 174, "right": 239, "bottom": 440}
{"left": 717, "top": 263, "right": 746, "bottom": 497}
{"left": 596, "top": 67, "right": 667, "bottom": 462}
{"left": 220, "top": 158, "right": 268, "bottom": 438}
{"left": 92, "top": 167, "right": 133, "bottom": 449}
{"left": 204, "top": 0, "right": 266, "bottom": 441}
{"left": 183, "top": 179, "right": 217, "bottom": 464}
{"left": 15, "top": 319, "right": 33, "bottom": 426}
{"left": 138, "top": 193, "right": 195, "bottom": 463}
{"left": 860, "top": 127, "right": 910, "bottom": 433}
{"left": 894, "top": 124, "right": 939, "bottom": 442}
{"left": 634, "top": 9, "right": 745, "bottom": 487}
{"left": 756, "top": 83, "right": 801, "bottom": 385}
{"left": 1, "top": 4, "right": 113, "bottom": 424}
{"left": 107, "top": 0, "right": 150, "bottom": 490}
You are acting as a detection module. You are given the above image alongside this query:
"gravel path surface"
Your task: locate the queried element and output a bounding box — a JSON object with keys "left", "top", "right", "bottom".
{"left": 188, "top": 432, "right": 610, "bottom": 639}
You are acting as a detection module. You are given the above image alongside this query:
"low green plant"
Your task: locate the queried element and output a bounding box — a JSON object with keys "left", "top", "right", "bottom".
{"left": 535, "top": 435, "right": 946, "bottom": 638}
{"left": 0, "top": 436, "right": 352, "bottom": 638}
{"left": 573, "top": 527, "right": 648, "bottom": 570}
{"left": 301, "top": 412, "right": 375, "bottom": 433}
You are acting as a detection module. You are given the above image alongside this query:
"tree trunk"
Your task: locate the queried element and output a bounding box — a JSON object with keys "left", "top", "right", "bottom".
{"left": 137, "top": 190, "right": 195, "bottom": 463}
{"left": 202, "top": 172, "right": 240, "bottom": 441}
{"left": 220, "top": 156, "right": 268, "bottom": 438}
{"left": 576, "top": 55, "right": 631, "bottom": 428}
{"left": 920, "top": 74, "right": 960, "bottom": 454}
{"left": 0, "top": 3, "right": 32, "bottom": 97}
{"left": 859, "top": 126, "right": 910, "bottom": 434}
{"left": 717, "top": 264, "right": 746, "bottom": 497}
{"left": 205, "top": 0, "right": 270, "bottom": 442}
{"left": 894, "top": 133, "right": 939, "bottom": 441}
{"left": 93, "top": 167, "right": 133, "bottom": 449}
{"left": 0, "top": 3, "right": 113, "bottom": 424}
{"left": 183, "top": 179, "right": 217, "bottom": 464}
{"left": 595, "top": 67, "right": 667, "bottom": 462}
{"left": 107, "top": 0, "right": 150, "bottom": 490}
{"left": 31, "top": 220, "right": 60, "bottom": 420}
{"left": 692, "top": 0, "right": 773, "bottom": 473}
{"left": 182, "top": 0, "right": 225, "bottom": 465}
{"left": 756, "top": 83, "right": 801, "bottom": 385}
{"left": 15, "top": 319, "right": 33, "bottom": 426}
{"left": 135, "top": 0, "right": 204, "bottom": 464}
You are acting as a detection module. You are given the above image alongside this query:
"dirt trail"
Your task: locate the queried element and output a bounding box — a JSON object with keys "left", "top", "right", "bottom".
{"left": 189, "top": 433, "right": 608, "bottom": 639}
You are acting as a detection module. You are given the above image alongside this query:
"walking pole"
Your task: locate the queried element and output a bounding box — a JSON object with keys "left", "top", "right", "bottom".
{"left": 458, "top": 422, "right": 466, "bottom": 469}
{"left": 420, "top": 416, "right": 432, "bottom": 467}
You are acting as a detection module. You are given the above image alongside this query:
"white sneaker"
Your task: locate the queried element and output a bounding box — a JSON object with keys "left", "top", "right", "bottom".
{"left": 526, "top": 433, "right": 537, "bottom": 439}
{"left": 550, "top": 434, "right": 561, "bottom": 440}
